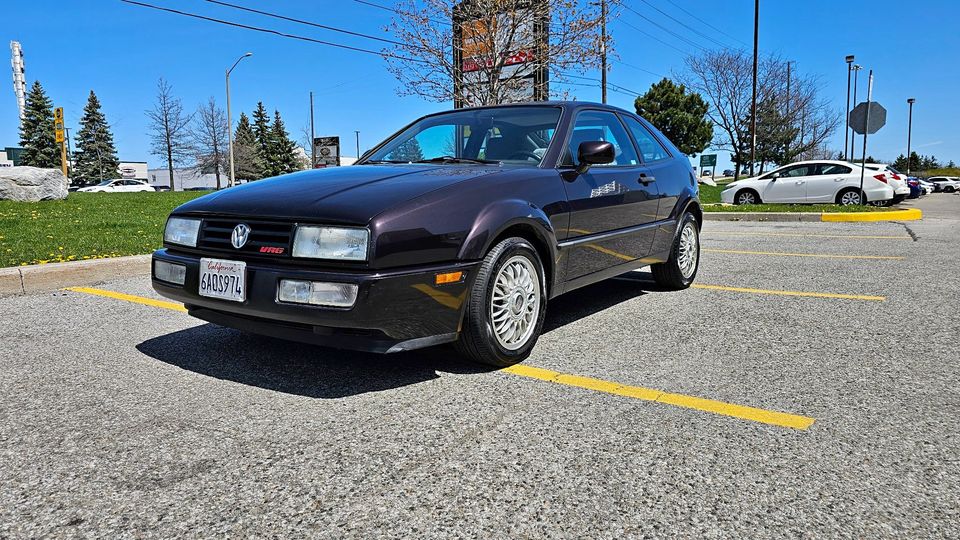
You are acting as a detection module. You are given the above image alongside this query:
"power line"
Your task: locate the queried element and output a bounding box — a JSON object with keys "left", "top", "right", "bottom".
{"left": 558, "top": 73, "right": 642, "bottom": 96}
{"left": 204, "top": 0, "right": 422, "bottom": 50}
{"left": 633, "top": 0, "right": 734, "bottom": 50}
{"left": 353, "top": 0, "right": 451, "bottom": 26}
{"left": 615, "top": 17, "right": 694, "bottom": 57}
{"left": 620, "top": 4, "right": 709, "bottom": 53}
{"left": 661, "top": 0, "right": 749, "bottom": 47}
{"left": 118, "top": 0, "right": 428, "bottom": 63}
{"left": 614, "top": 60, "right": 666, "bottom": 79}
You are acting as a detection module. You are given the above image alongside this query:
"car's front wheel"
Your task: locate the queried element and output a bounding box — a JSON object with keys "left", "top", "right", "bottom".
{"left": 650, "top": 212, "right": 700, "bottom": 290}
{"left": 455, "top": 237, "right": 547, "bottom": 367}
{"left": 734, "top": 189, "right": 760, "bottom": 205}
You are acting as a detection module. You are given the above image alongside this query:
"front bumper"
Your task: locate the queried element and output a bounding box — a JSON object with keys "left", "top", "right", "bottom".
{"left": 151, "top": 249, "right": 478, "bottom": 353}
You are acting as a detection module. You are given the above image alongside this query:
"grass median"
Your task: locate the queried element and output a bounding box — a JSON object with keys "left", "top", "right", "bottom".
{"left": 698, "top": 183, "right": 897, "bottom": 212}
{"left": 0, "top": 192, "right": 205, "bottom": 268}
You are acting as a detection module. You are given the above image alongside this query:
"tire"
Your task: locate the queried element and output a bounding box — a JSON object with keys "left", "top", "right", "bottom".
{"left": 651, "top": 212, "right": 700, "bottom": 290}
{"left": 734, "top": 189, "right": 760, "bottom": 205}
{"left": 455, "top": 237, "right": 548, "bottom": 367}
{"left": 945, "top": 186, "right": 956, "bottom": 193}
{"left": 836, "top": 188, "right": 865, "bottom": 206}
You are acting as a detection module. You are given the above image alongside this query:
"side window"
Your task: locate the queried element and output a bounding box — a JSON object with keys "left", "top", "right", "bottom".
{"left": 818, "top": 164, "right": 852, "bottom": 175}
{"left": 782, "top": 165, "right": 814, "bottom": 177}
{"left": 563, "top": 110, "right": 639, "bottom": 167}
{"left": 622, "top": 116, "right": 671, "bottom": 162}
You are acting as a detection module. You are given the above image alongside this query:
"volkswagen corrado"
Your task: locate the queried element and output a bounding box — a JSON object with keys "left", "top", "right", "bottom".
{"left": 152, "top": 102, "right": 702, "bottom": 366}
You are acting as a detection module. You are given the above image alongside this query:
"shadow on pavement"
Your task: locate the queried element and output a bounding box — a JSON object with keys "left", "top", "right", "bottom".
{"left": 136, "top": 269, "right": 667, "bottom": 398}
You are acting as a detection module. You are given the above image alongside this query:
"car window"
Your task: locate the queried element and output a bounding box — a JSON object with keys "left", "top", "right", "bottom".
{"left": 621, "top": 116, "right": 671, "bottom": 162}
{"left": 780, "top": 165, "right": 815, "bottom": 177}
{"left": 818, "top": 164, "right": 852, "bottom": 175}
{"left": 563, "top": 110, "right": 639, "bottom": 167}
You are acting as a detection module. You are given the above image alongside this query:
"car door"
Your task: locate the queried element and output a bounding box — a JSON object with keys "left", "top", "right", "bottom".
{"left": 108, "top": 180, "right": 125, "bottom": 192}
{"left": 806, "top": 163, "right": 853, "bottom": 203}
{"left": 558, "top": 109, "right": 660, "bottom": 280}
{"left": 762, "top": 164, "right": 814, "bottom": 202}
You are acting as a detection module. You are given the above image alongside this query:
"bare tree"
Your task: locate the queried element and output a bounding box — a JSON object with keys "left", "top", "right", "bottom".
{"left": 683, "top": 50, "right": 839, "bottom": 178}
{"left": 147, "top": 78, "right": 193, "bottom": 190}
{"left": 192, "top": 97, "right": 228, "bottom": 189}
{"left": 383, "top": 0, "right": 618, "bottom": 106}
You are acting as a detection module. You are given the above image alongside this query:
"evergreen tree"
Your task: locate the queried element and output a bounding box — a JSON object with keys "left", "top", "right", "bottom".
{"left": 18, "top": 81, "right": 60, "bottom": 168}
{"left": 388, "top": 139, "right": 424, "bottom": 162}
{"left": 73, "top": 91, "right": 120, "bottom": 186}
{"left": 634, "top": 78, "right": 712, "bottom": 156}
{"left": 251, "top": 102, "right": 272, "bottom": 177}
{"left": 233, "top": 112, "right": 263, "bottom": 181}
{"left": 268, "top": 110, "right": 300, "bottom": 175}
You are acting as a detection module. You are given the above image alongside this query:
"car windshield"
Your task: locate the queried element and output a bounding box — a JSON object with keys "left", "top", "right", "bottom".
{"left": 363, "top": 106, "right": 562, "bottom": 166}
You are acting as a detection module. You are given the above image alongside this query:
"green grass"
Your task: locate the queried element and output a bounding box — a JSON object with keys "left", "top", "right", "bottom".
{"left": 0, "top": 192, "right": 205, "bottom": 268}
{"left": 698, "top": 183, "right": 897, "bottom": 213}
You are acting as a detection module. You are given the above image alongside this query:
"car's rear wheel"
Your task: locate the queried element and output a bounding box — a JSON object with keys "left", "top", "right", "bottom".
{"left": 651, "top": 212, "right": 700, "bottom": 290}
{"left": 837, "top": 188, "right": 865, "bottom": 206}
{"left": 945, "top": 186, "right": 957, "bottom": 193}
{"left": 455, "top": 237, "right": 547, "bottom": 367}
{"left": 734, "top": 189, "right": 760, "bottom": 205}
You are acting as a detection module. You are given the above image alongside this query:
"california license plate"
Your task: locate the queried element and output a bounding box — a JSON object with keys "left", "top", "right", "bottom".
{"left": 199, "top": 258, "right": 246, "bottom": 302}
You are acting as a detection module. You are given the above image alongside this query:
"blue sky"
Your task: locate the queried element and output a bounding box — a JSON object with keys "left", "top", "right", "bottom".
{"left": 4, "top": 0, "right": 958, "bottom": 170}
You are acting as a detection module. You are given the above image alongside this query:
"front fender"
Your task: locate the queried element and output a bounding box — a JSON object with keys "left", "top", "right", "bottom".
{"left": 458, "top": 199, "right": 558, "bottom": 262}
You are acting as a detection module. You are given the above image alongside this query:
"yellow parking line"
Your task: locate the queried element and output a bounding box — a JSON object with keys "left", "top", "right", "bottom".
{"left": 703, "top": 248, "right": 904, "bottom": 260}
{"left": 64, "top": 286, "right": 187, "bottom": 312}
{"left": 692, "top": 284, "right": 885, "bottom": 301}
{"left": 704, "top": 231, "right": 911, "bottom": 239}
{"left": 65, "top": 286, "right": 815, "bottom": 430}
{"left": 503, "top": 365, "right": 815, "bottom": 430}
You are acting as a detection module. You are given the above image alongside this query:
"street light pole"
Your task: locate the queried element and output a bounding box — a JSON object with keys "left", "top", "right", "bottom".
{"left": 749, "top": 0, "right": 759, "bottom": 176}
{"left": 600, "top": 0, "right": 607, "bottom": 104}
{"left": 844, "top": 55, "right": 854, "bottom": 160}
{"left": 850, "top": 64, "right": 862, "bottom": 160}
{"left": 355, "top": 131, "right": 360, "bottom": 161}
{"left": 906, "top": 98, "right": 916, "bottom": 175}
{"left": 309, "top": 91, "right": 316, "bottom": 169}
{"left": 226, "top": 52, "right": 252, "bottom": 187}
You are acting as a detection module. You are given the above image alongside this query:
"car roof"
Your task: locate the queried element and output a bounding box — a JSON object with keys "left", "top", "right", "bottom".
{"left": 444, "top": 100, "right": 633, "bottom": 116}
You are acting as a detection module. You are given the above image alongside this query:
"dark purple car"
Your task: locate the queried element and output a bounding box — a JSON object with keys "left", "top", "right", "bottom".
{"left": 152, "top": 102, "right": 702, "bottom": 366}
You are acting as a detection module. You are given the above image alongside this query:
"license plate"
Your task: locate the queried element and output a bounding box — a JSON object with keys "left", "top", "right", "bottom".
{"left": 199, "top": 258, "right": 246, "bottom": 302}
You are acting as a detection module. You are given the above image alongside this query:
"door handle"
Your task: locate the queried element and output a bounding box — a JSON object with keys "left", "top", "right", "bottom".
{"left": 638, "top": 174, "right": 655, "bottom": 185}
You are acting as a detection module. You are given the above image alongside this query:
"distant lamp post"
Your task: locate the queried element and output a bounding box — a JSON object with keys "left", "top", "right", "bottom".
{"left": 355, "top": 130, "right": 360, "bottom": 161}
{"left": 850, "top": 64, "right": 862, "bottom": 159}
{"left": 906, "top": 98, "right": 916, "bottom": 175}
{"left": 844, "top": 54, "right": 855, "bottom": 160}
{"left": 226, "top": 52, "right": 253, "bottom": 187}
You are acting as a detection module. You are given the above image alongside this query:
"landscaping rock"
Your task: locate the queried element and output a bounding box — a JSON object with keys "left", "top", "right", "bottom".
{"left": 0, "top": 166, "right": 68, "bottom": 202}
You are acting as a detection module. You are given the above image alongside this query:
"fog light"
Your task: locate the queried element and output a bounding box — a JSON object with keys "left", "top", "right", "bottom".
{"left": 278, "top": 279, "right": 358, "bottom": 308}
{"left": 154, "top": 260, "right": 186, "bottom": 285}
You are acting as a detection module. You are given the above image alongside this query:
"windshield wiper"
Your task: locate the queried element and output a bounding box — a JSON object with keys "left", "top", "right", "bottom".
{"left": 361, "top": 159, "right": 409, "bottom": 164}
{"left": 413, "top": 156, "right": 501, "bottom": 165}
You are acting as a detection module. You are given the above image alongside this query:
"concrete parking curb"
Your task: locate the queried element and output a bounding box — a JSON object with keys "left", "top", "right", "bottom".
{"left": 704, "top": 208, "right": 922, "bottom": 222}
{"left": 0, "top": 255, "right": 151, "bottom": 297}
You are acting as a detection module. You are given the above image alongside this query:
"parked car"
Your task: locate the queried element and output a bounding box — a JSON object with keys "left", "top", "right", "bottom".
{"left": 861, "top": 164, "right": 910, "bottom": 204}
{"left": 926, "top": 176, "right": 960, "bottom": 193}
{"left": 720, "top": 160, "right": 894, "bottom": 206}
{"left": 152, "top": 102, "right": 703, "bottom": 366}
{"left": 906, "top": 178, "right": 923, "bottom": 199}
{"left": 917, "top": 178, "right": 936, "bottom": 194}
{"left": 77, "top": 179, "right": 155, "bottom": 193}
{"left": 722, "top": 169, "right": 734, "bottom": 177}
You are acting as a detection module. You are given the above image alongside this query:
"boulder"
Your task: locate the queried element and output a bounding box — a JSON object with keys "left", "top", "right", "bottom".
{"left": 0, "top": 166, "right": 69, "bottom": 202}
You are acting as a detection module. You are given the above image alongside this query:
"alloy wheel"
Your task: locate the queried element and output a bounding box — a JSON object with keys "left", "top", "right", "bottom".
{"left": 840, "top": 191, "right": 862, "bottom": 205}
{"left": 677, "top": 222, "right": 699, "bottom": 279}
{"left": 490, "top": 255, "right": 541, "bottom": 351}
{"left": 736, "top": 192, "right": 756, "bottom": 205}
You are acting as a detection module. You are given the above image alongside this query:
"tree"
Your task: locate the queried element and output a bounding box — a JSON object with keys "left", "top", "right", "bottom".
{"left": 18, "top": 81, "right": 60, "bottom": 168}
{"left": 73, "top": 91, "right": 121, "bottom": 186}
{"left": 383, "top": 0, "right": 618, "bottom": 105}
{"left": 634, "top": 78, "right": 712, "bottom": 156}
{"left": 387, "top": 139, "right": 424, "bottom": 162}
{"left": 146, "top": 78, "right": 193, "bottom": 190}
{"left": 267, "top": 110, "right": 300, "bottom": 176}
{"left": 251, "top": 102, "right": 272, "bottom": 177}
{"left": 233, "top": 112, "right": 262, "bottom": 181}
{"left": 192, "top": 97, "right": 228, "bottom": 189}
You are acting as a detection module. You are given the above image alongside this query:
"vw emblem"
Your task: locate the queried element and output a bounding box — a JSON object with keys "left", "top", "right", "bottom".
{"left": 231, "top": 223, "right": 251, "bottom": 249}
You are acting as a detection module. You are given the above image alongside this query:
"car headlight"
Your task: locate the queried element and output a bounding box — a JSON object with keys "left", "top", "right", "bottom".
{"left": 164, "top": 217, "right": 201, "bottom": 247}
{"left": 292, "top": 226, "right": 369, "bottom": 261}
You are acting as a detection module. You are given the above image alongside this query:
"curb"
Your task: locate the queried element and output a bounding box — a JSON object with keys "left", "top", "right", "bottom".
{"left": 0, "top": 255, "right": 152, "bottom": 297}
{"left": 704, "top": 208, "right": 922, "bottom": 222}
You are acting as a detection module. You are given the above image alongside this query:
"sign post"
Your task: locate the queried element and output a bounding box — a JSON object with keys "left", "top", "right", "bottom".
{"left": 849, "top": 71, "right": 886, "bottom": 203}
{"left": 312, "top": 136, "right": 341, "bottom": 168}
{"left": 699, "top": 154, "right": 717, "bottom": 180}
{"left": 54, "top": 107, "right": 67, "bottom": 179}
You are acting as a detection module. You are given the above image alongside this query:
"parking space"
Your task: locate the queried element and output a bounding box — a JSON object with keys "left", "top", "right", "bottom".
{"left": 2, "top": 198, "right": 959, "bottom": 537}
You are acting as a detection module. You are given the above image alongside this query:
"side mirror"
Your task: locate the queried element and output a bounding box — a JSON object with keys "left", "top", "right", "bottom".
{"left": 770, "top": 172, "right": 781, "bottom": 180}
{"left": 576, "top": 141, "right": 615, "bottom": 174}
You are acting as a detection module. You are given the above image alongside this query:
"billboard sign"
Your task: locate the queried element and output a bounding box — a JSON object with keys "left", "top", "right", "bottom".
{"left": 313, "top": 136, "right": 341, "bottom": 168}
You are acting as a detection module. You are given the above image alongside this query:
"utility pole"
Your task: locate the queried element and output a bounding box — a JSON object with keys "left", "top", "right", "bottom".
{"left": 309, "top": 91, "right": 316, "bottom": 168}
{"left": 844, "top": 55, "right": 855, "bottom": 160}
{"left": 749, "top": 0, "right": 759, "bottom": 176}
{"left": 906, "top": 97, "right": 916, "bottom": 175}
{"left": 850, "top": 64, "right": 861, "bottom": 160}
{"left": 600, "top": 0, "right": 607, "bottom": 104}
{"left": 858, "top": 70, "right": 874, "bottom": 203}
{"left": 226, "top": 52, "right": 252, "bottom": 187}
{"left": 355, "top": 131, "right": 360, "bottom": 160}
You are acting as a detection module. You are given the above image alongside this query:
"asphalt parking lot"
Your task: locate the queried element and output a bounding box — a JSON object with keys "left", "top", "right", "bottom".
{"left": 2, "top": 195, "right": 959, "bottom": 538}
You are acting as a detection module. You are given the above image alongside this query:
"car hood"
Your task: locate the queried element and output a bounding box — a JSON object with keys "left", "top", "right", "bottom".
{"left": 172, "top": 164, "right": 503, "bottom": 224}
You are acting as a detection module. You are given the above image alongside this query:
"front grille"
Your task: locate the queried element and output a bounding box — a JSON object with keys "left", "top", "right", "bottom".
{"left": 197, "top": 218, "right": 295, "bottom": 256}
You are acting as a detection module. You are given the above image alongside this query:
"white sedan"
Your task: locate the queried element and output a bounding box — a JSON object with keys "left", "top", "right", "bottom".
{"left": 720, "top": 160, "right": 894, "bottom": 206}
{"left": 78, "top": 179, "right": 156, "bottom": 193}
{"left": 926, "top": 176, "right": 960, "bottom": 193}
